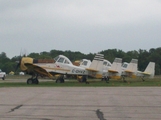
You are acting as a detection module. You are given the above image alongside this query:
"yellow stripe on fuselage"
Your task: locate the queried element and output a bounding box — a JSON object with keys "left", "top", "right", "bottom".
{"left": 42, "top": 66, "right": 70, "bottom": 72}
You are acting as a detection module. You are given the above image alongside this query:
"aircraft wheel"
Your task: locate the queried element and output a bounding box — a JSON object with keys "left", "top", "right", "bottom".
{"left": 56, "top": 79, "right": 60, "bottom": 83}
{"left": 33, "top": 78, "right": 39, "bottom": 84}
{"left": 2, "top": 76, "right": 5, "bottom": 80}
{"left": 27, "top": 78, "right": 33, "bottom": 84}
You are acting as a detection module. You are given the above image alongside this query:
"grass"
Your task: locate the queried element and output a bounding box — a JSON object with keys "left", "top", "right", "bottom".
{"left": 0, "top": 75, "right": 161, "bottom": 87}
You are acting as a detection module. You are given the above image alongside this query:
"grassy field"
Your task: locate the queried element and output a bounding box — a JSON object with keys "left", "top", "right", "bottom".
{"left": 0, "top": 75, "right": 161, "bottom": 87}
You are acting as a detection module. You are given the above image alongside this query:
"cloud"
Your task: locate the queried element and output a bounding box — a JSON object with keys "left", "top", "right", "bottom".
{"left": 0, "top": 0, "right": 161, "bottom": 58}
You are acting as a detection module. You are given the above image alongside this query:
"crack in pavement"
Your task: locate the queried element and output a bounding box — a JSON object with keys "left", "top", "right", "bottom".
{"left": 96, "top": 109, "right": 106, "bottom": 120}
{"left": 8, "top": 104, "right": 23, "bottom": 113}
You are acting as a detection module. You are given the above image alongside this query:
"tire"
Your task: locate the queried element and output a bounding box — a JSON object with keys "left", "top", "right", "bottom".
{"left": 33, "top": 78, "right": 39, "bottom": 84}
{"left": 27, "top": 79, "right": 33, "bottom": 84}
{"left": 56, "top": 79, "right": 60, "bottom": 83}
{"left": 2, "top": 76, "right": 5, "bottom": 80}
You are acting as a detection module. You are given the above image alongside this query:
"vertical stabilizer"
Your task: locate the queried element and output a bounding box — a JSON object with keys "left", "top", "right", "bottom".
{"left": 88, "top": 54, "right": 104, "bottom": 71}
{"left": 108, "top": 58, "right": 122, "bottom": 79}
{"left": 144, "top": 62, "right": 155, "bottom": 78}
{"left": 109, "top": 58, "right": 122, "bottom": 73}
{"left": 126, "top": 59, "right": 138, "bottom": 73}
{"left": 86, "top": 54, "right": 104, "bottom": 78}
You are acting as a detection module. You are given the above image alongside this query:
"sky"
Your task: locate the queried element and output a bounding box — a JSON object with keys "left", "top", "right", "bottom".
{"left": 0, "top": 0, "right": 161, "bottom": 58}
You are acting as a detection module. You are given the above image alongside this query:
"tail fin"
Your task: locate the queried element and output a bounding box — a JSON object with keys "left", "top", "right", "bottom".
{"left": 144, "top": 62, "right": 155, "bottom": 78}
{"left": 86, "top": 53, "right": 104, "bottom": 78}
{"left": 125, "top": 59, "right": 138, "bottom": 73}
{"left": 109, "top": 58, "right": 122, "bottom": 73}
{"left": 88, "top": 53, "right": 104, "bottom": 71}
{"left": 108, "top": 58, "right": 122, "bottom": 79}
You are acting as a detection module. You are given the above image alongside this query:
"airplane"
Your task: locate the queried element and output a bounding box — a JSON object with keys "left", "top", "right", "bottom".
{"left": 101, "top": 58, "right": 122, "bottom": 82}
{"left": 121, "top": 59, "right": 155, "bottom": 81}
{"left": 16, "top": 53, "right": 110, "bottom": 84}
{"left": 107, "top": 58, "right": 122, "bottom": 80}
{"left": 77, "top": 55, "right": 122, "bottom": 82}
{"left": 121, "top": 59, "right": 138, "bottom": 82}
{"left": 76, "top": 54, "right": 120, "bottom": 83}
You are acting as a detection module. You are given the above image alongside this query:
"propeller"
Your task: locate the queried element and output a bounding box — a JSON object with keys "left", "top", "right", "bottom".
{"left": 15, "top": 49, "right": 28, "bottom": 73}
{"left": 15, "top": 56, "right": 22, "bottom": 72}
{"left": 15, "top": 49, "right": 24, "bottom": 72}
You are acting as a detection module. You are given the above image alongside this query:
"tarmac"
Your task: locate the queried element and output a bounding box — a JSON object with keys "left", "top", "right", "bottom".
{"left": 0, "top": 86, "right": 161, "bottom": 120}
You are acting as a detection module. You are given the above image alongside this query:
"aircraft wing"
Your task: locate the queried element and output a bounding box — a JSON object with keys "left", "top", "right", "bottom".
{"left": 24, "top": 63, "right": 53, "bottom": 78}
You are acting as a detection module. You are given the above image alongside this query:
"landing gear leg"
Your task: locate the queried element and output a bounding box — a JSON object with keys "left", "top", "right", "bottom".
{"left": 56, "top": 75, "right": 64, "bottom": 83}
{"left": 106, "top": 77, "right": 110, "bottom": 83}
{"left": 122, "top": 76, "right": 127, "bottom": 82}
{"left": 141, "top": 76, "right": 145, "bottom": 82}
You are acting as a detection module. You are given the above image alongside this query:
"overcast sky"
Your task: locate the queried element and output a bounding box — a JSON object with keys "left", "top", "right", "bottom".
{"left": 0, "top": 0, "right": 161, "bottom": 58}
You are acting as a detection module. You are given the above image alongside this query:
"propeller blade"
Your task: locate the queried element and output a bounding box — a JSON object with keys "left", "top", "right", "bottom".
{"left": 15, "top": 57, "right": 22, "bottom": 72}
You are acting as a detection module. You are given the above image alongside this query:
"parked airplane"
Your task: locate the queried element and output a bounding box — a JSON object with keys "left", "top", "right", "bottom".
{"left": 16, "top": 54, "right": 108, "bottom": 84}
{"left": 77, "top": 54, "right": 120, "bottom": 83}
{"left": 108, "top": 58, "right": 122, "bottom": 80}
{"left": 121, "top": 59, "right": 138, "bottom": 82}
{"left": 121, "top": 59, "right": 155, "bottom": 81}
{"left": 101, "top": 58, "right": 122, "bottom": 82}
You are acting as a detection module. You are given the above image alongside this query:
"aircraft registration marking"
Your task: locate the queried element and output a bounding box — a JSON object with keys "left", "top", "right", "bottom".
{"left": 72, "top": 69, "right": 86, "bottom": 74}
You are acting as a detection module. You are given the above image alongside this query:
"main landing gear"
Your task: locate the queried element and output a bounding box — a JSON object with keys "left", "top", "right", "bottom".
{"left": 27, "top": 75, "right": 39, "bottom": 84}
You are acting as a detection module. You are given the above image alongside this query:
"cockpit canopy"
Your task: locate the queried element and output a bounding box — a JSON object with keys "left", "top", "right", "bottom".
{"left": 54, "top": 55, "right": 72, "bottom": 65}
{"left": 103, "top": 60, "right": 112, "bottom": 67}
{"left": 122, "top": 62, "right": 129, "bottom": 68}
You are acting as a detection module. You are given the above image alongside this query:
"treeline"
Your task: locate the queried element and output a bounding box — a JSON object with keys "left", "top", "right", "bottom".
{"left": 0, "top": 47, "right": 161, "bottom": 75}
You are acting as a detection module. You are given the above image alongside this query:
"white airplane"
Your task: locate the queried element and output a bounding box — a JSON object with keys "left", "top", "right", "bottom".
{"left": 89, "top": 55, "right": 122, "bottom": 82}
{"left": 108, "top": 58, "right": 122, "bottom": 79}
{"left": 121, "top": 59, "right": 138, "bottom": 82}
{"left": 85, "top": 54, "right": 122, "bottom": 80}
{"left": 121, "top": 59, "right": 155, "bottom": 81}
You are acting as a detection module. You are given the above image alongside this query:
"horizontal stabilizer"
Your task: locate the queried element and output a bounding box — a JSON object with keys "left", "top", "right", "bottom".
{"left": 142, "top": 72, "right": 151, "bottom": 75}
